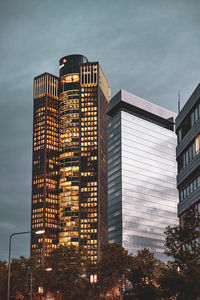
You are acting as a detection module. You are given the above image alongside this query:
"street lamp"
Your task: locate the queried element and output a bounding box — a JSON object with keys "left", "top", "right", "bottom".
{"left": 7, "top": 230, "right": 45, "bottom": 300}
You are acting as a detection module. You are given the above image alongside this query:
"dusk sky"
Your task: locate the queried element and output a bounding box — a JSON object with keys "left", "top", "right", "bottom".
{"left": 0, "top": 0, "right": 200, "bottom": 261}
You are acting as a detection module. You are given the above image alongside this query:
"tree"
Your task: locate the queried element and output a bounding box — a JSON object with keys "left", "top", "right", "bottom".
{"left": 0, "top": 260, "right": 8, "bottom": 300}
{"left": 125, "top": 248, "right": 164, "bottom": 300}
{"left": 97, "top": 242, "right": 132, "bottom": 298}
{"left": 159, "top": 206, "right": 200, "bottom": 300}
{"left": 42, "top": 245, "right": 91, "bottom": 300}
{"left": 10, "top": 256, "right": 37, "bottom": 299}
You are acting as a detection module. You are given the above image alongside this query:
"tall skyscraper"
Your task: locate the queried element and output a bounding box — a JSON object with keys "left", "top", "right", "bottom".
{"left": 176, "top": 83, "right": 200, "bottom": 221}
{"left": 31, "top": 73, "right": 59, "bottom": 262}
{"left": 107, "top": 90, "right": 178, "bottom": 261}
{"left": 31, "top": 55, "right": 110, "bottom": 262}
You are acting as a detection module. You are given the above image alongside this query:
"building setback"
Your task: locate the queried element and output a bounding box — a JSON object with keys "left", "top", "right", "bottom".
{"left": 108, "top": 90, "right": 178, "bottom": 261}
{"left": 176, "top": 83, "right": 200, "bottom": 220}
{"left": 31, "top": 54, "right": 110, "bottom": 263}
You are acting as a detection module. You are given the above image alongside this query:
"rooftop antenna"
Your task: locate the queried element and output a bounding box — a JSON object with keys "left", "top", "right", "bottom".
{"left": 178, "top": 89, "right": 181, "bottom": 114}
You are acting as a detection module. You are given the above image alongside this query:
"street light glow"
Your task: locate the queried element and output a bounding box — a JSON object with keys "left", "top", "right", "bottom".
{"left": 35, "top": 230, "right": 45, "bottom": 235}
{"left": 46, "top": 268, "right": 52, "bottom": 271}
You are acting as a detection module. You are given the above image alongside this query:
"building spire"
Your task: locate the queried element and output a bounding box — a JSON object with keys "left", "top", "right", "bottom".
{"left": 178, "top": 89, "right": 181, "bottom": 113}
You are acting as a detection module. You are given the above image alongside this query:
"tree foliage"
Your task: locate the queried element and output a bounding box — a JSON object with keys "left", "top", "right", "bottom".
{"left": 125, "top": 248, "right": 164, "bottom": 300}
{"left": 0, "top": 260, "right": 8, "bottom": 300}
{"left": 42, "top": 245, "right": 91, "bottom": 300}
{"left": 159, "top": 206, "right": 200, "bottom": 300}
{"left": 97, "top": 242, "right": 132, "bottom": 298}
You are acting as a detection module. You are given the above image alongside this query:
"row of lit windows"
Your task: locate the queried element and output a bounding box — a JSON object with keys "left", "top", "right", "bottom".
{"left": 81, "top": 142, "right": 97, "bottom": 147}
{"left": 34, "top": 145, "right": 44, "bottom": 151}
{"left": 60, "top": 104, "right": 79, "bottom": 111}
{"left": 47, "top": 126, "right": 58, "bottom": 132}
{"left": 33, "top": 193, "right": 43, "bottom": 199}
{"left": 34, "top": 121, "right": 45, "bottom": 127}
{"left": 46, "top": 183, "right": 56, "bottom": 189}
{"left": 33, "top": 208, "right": 43, "bottom": 213}
{"left": 81, "top": 100, "right": 97, "bottom": 106}
{"left": 33, "top": 178, "right": 44, "bottom": 184}
{"left": 46, "top": 130, "right": 58, "bottom": 137}
{"left": 34, "top": 141, "right": 46, "bottom": 147}
{"left": 61, "top": 133, "right": 79, "bottom": 139}
{"left": 32, "top": 218, "right": 43, "bottom": 223}
{"left": 81, "top": 172, "right": 95, "bottom": 176}
{"left": 81, "top": 147, "right": 97, "bottom": 152}
{"left": 60, "top": 111, "right": 79, "bottom": 118}
{"left": 34, "top": 129, "right": 45, "bottom": 135}
{"left": 60, "top": 98, "right": 79, "bottom": 105}
{"left": 46, "top": 145, "right": 58, "bottom": 151}
{"left": 81, "top": 107, "right": 97, "bottom": 112}
{"left": 47, "top": 115, "right": 58, "bottom": 122}
{"left": 47, "top": 107, "right": 57, "bottom": 113}
{"left": 33, "top": 199, "right": 58, "bottom": 205}
{"left": 33, "top": 199, "right": 42, "bottom": 204}
{"left": 81, "top": 185, "right": 97, "bottom": 190}
{"left": 46, "top": 178, "right": 57, "bottom": 184}
{"left": 81, "top": 87, "right": 95, "bottom": 91}
{"left": 81, "top": 132, "right": 97, "bottom": 138}
{"left": 35, "top": 115, "right": 45, "bottom": 120}
{"left": 46, "top": 198, "right": 58, "bottom": 204}
{"left": 60, "top": 152, "right": 77, "bottom": 158}
{"left": 36, "top": 106, "right": 45, "bottom": 113}
{"left": 32, "top": 214, "right": 42, "bottom": 219}
{"left": 32, "top": 223, "right": 57, "bottom": 228}
{"left": 46, "top": 120, "right": 58, "bottom": 127}
{"left": 81, "top": 127, "right": 97, "bottom": 132}
{"left": 35, "top": 111, "right": 45, "bottom": 118}
{"left": 81, "top": 137, "right": 97, "bottom": 143}
{"left": 81, "top": 203, "right": 97, "bottom": 207}
{"left": 59, "top": 231, "right": 79, "bottom": 238}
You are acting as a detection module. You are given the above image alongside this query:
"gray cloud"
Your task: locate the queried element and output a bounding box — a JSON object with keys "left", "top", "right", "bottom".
{"left": 0, "top": 0, "right": 200, "bottom": 260}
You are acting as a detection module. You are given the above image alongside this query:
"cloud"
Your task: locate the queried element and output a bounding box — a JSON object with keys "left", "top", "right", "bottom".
{"left": 0, "top": 0, "right": 200, "bottom": 260}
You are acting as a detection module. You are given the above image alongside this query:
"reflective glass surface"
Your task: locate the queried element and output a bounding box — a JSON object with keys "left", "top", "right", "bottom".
{"left": 108, "top": 110, "right": 178, "bottom": 261}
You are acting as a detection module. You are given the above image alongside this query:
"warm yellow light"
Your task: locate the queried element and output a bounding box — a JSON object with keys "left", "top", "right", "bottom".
{"left": 90, "top": 274, "right": 97, "bottom": 284}
{"left": 35, "top": 230, "right": 45, "bottom": 235}
{"left": 46, "top": 267, "right": 52, "bottom": 272}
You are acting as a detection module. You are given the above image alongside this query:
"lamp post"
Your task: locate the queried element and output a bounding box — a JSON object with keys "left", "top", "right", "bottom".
{"left": 7, "top": 230, "right": 45, "bottom": 300}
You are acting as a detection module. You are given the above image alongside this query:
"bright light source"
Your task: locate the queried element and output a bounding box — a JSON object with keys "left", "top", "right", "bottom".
{"left": 35, "top": 230, "right": 45, "bottom": 235}
{"left": 46, "top": 267, "right": 52, "bottom": 271}
{"left": 90, "top": 274, "right": 97, "bottom": 284}
{"left": 38, "top": 286, "right": 44, "bottom": 294}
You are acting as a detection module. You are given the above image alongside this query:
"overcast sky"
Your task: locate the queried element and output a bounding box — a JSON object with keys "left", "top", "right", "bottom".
{"left": 0, "top": 0, "right": 200, "bottom": 261}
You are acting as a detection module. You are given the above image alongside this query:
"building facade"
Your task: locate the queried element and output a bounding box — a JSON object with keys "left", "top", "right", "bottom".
{"left": 108, "top": 90, "right": 178, "bottom": 261}
{"left": 31, "top": 73, "right": 59, "bottom": 262}
{"left": 31, "top": 55, "right": 110, "bottom": 262}
{"left": 176, "top": 84, "right": 200, "bottom": 220}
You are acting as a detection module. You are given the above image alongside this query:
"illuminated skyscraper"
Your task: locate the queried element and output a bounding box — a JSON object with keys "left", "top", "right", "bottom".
{"left": 31, "top": 55, "right": 110, "bottom": 262}
{"left": 31, "top": 73, "right": 59, "bottom": 263}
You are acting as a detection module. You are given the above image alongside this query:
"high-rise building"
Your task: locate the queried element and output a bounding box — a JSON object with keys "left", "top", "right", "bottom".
{"left": 31, "top": 55, "right": 110, "bottom": 262}
{"left": 31, "top": 73, "right": 59, "bottom": 263}
{"left": 107, "top": 90, "right": 178, "bottom": 261}
{"left": 176, "top": 83, "right": 200, "bottom": 220}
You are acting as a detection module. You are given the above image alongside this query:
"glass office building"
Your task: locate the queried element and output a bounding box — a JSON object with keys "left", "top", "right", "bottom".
{"left": 108, "top": 90, "right": 178, "bottom": 261}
